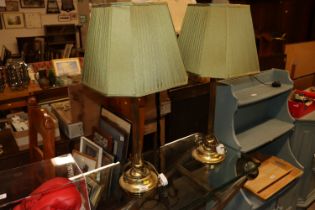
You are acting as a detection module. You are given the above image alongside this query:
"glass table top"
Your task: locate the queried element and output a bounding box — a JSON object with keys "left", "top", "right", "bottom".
{"left": 0, "top": 133, "right": 257, "bottom": 210}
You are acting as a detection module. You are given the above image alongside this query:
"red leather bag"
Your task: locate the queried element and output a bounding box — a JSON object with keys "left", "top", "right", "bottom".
{"left": 14, "top": 177, "right": 82, "bottom": 210}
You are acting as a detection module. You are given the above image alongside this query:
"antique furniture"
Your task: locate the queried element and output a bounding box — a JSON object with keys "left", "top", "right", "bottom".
{"left": 291, "top": 110, "right": 315, "bottom": 209}
{"left": 213, "top": 69, "right": 302, "bottom": 209}
{"left": 28, "top": 97, "right": 56, "bottom": 162}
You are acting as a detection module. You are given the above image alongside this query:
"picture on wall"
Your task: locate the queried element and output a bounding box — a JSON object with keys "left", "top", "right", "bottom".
{"left": 46, "top": 0, "right": 59, "bottom": 14}
{"left": 20, "top": 0, "right": 44, "bottom": 8}
{"left": 3, "top": 13, "right": 24, "bottom": 29}
{"left": 24, "top": 12, "right": 41, "bottom": 28}
{"left": 5, "top": 0, "right": 19, "bottom": 11}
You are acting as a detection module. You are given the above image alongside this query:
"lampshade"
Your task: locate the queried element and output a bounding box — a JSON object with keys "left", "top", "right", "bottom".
{"left": 137, "top": 0, "right": 196, "bottom": 33}
{"left": 178, "top": 4, "right": 259, "bottom": 78}
{"left": 83, "top": 3, "right": 188, "bottom": 97}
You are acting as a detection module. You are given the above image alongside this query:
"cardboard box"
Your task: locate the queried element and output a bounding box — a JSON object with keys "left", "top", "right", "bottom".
{"left": 51, "top": 100, "right": 84, "bottom": 139}
{"left": 7, "top": 111, "right": 60, "bottom": 150}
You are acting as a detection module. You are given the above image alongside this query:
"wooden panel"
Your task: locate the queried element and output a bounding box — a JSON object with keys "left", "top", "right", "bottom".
{"left": 285, "top": 41, "right": 315, "bottom": 79}
{"left": 244, "top": 156, "right": 303, "bottom": 200}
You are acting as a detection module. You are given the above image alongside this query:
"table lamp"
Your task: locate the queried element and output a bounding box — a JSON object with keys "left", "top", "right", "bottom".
{"left": 82, "top": 3, "right": 188, "bottom": 195}
{"left": 178, "top": 4, "right": 259, "bottom": 165}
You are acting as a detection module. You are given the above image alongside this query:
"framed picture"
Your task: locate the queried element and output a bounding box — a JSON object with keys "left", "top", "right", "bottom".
{"left": 61, "top": 0, "right": 74, "bottom": 12}
{"left": 5, "top": 0, "right": 19, "bottom": 11}
{"left": 46, "top": 0, "right": 59, "bottom": 14}
{"left": 101, "top": 107, "right": 132, "bottom": 135}
{"left": 20, "top": 0, "right": 44, "bottom": 8}
{"left": 99, "top": 116, "right": 130, "bottom": 163}
{"left": 3, "top": 13, "right": 24, "bottom": 29}
{"left": 86, "top": 176, "right": 104, "bottom": 209}
{"left": 72, "top": 149, "right": 97, "bottom": 173}
{"left": 58, "top": 14, "right": 70, "bottom": 22}
{"left": 52, "top": 58, "right": 81, "bottom": 77}
{"left": 80, "top": 136, "right": 103, "bottom": 169}
{"left": 92, "top": 126, "right": 113, "bottom": 153}
{"left": 24, "top": 12, "right": 41, "bottom": 28}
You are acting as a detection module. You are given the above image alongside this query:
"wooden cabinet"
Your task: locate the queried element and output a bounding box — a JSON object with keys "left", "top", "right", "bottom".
{"left": 211, "top": 69, "right": 302, "bottom": 210}
{"left": 0, "top": 83, "right": 68, "bottom": 112}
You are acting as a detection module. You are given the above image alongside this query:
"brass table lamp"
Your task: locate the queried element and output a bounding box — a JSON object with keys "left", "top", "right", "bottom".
{"left": 178, "top": 4, "right": 260, "bottom": 165}
{"left": 82, "top": 3, "right": 188, "bottom": 195}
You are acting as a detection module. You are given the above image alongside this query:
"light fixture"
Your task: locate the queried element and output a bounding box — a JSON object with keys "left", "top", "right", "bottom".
{"left": 178, "top": 3, "right": 259, "bottom": 165}
{"left": 82, "top": 2, "right": 187, "bottom": 196}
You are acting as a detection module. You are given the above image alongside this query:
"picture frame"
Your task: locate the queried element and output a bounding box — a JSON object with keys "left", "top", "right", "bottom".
{"left": 5, "top": 0, "right": 19, "bottom": 11}
{"left": 52, "top": 58, "right": 81, "bottom": 77}
{"left": 20, "top": 0, "right": 44, "bottom": 8}
{"left": 86, "top": 176, "right": 104, "bottom": 209}
{"left": 101, "top": 107, "right": 132, "bottom": 135}
{"left": 3, "top": 12, "right": 24, "bottom": 29}
{"left": 92, "top": 126, "right": 113, "bottom": 154}
{"left": 80, "top": 136, "right": 103, "bottom": 169}
{"left": 99, "top": 115, "right": 130, "bottom": 163}
{"left": 58, "top": 14, "right": 71, "bottom": 22}
{"left": 72, "top": 149, "right": 97, "bottom": 173}
{"left": 46, "top": 0, "right": 59, "bottom": 14}
{"left": 24, "top": 12, "right": 41, "bottom": 28}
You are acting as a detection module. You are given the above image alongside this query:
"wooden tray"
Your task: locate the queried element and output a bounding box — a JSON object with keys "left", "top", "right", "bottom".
{"left": 244, "top": 156, "right": 303, "bottom": 200}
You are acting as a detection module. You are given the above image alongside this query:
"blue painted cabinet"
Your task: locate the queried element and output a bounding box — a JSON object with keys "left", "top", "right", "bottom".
{"left": 211, "top": 69, "right": 302, "bottom": 210}
{"left": 291, "top": 111, "right": 315, "bottom": 209}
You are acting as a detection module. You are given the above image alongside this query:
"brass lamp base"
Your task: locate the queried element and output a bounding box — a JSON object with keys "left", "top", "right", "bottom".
{"left": 192, "top": 134, "right": 225, "bottom": 165}
{"left": 119, "top": 161, "right": 158, "bottom": 196}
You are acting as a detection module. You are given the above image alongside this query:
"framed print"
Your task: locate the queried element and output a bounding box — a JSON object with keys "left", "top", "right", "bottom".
{"left": 101, "top": 107, "right": 132, "bottom": 135}
{"left": 86, "top": 176, "right": 104, "bottom": 209}
{"left": 52, "top": 58, "right": 81, "bottom": 77}
{"left": 3, "top": 13, "right": 24, "bottom": 29}
{"left": 5, "top": 0, "right": 19, "bottom": 11}
{"left": 99, "top": 116, "right": 129, "bottom": 163}
{"left": 46, "top": 0, "right": 59, "bottom": 14}
{"left": 80, "top": 136, "right": 103, "bottom": 169}
{"left": 24, "top": 12, "right": 41, "bottom": 28}
{"left": 92, "top": 126, "right": 113, "bottom": 153}
{"left": 61, "top": 0, "right": 74, "bottom": 12}
{"left": 58, "top": 14, "right": 70, "bottom": 22}
{"left": 72, "top": 149, "right": 97, "bottom": 173}
{"left": 20, "top": 0, "right": 44, "bottom": 8}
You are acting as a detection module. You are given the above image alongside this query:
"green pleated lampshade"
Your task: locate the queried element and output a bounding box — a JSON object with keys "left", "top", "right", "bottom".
{"left": 83, "top": 3, "right": 188, "bottom": 97}
{"left": 178, "top": 4, "right": 259, "bottom": 78}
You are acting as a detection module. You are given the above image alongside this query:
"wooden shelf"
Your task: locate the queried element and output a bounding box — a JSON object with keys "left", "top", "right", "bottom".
{"left": 237, "top": 119, "right": 294, "bottom": 153}
{"left": 234, "top": 84, "right": 292, "bottom": 106}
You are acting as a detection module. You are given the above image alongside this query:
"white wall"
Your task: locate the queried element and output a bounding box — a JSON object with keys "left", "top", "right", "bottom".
{"left": 0, "top": 0, "right": 79, "bottom": 54}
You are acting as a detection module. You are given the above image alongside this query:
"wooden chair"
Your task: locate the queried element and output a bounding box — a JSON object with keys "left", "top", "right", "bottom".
{"left": 28, "top": 97, "right": 56, "bottom": 162}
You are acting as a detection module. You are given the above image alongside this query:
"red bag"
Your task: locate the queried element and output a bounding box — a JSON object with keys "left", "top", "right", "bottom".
{"left": 14, "top": 177, "right": 82, "bottom": 210}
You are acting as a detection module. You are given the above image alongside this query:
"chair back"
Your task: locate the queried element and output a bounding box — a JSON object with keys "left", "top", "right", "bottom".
{"left": 28, "top": 97, "right": 55, "bottom": 162}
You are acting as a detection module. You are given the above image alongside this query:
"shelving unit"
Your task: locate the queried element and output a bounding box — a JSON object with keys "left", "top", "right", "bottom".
{"left": 44, "top": 24, "right": 77, "bottom": 59}
{"left": 211, "top": 69, "right": 302, "bottom": 210}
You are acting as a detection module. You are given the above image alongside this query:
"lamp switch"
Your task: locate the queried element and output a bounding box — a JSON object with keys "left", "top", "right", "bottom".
{"left": 158, "top": 173, "right": 168, "bottom": 187}
{"left": 216, "top": 144, "right": 226, "bottom": 155}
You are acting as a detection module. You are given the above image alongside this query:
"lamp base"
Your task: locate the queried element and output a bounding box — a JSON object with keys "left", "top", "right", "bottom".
{"left": 119, "top": 161, "right": 159, "bottom": 196}
{"left": 192, "top": 134, "right": 225, "bottom": 165}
